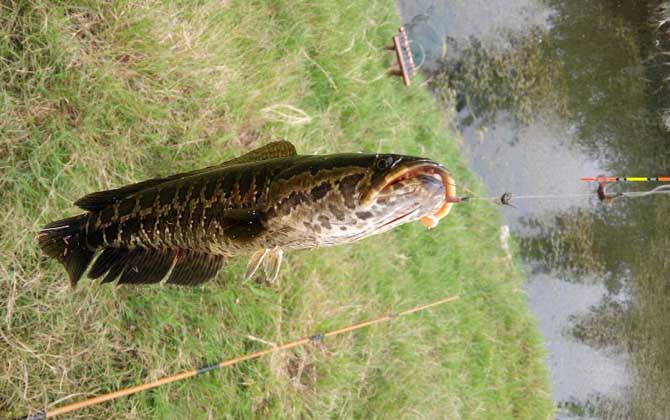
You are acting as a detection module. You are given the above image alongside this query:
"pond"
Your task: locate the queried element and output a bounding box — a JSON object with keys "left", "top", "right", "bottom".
{"left": 398, "top": 0, "right": 670, "bottom": 418}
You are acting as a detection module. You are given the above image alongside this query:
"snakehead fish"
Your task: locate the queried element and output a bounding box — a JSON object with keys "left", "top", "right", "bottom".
{"left": 39, "top": 141, "right": 457, "bottom": 286}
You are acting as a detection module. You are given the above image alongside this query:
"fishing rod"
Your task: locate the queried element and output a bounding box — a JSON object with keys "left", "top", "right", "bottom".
{"left": 14, "top": 295, "right": 461, "bottom": 420}
{"left": 581, "top": 176, "right": 670, "bottom": 202}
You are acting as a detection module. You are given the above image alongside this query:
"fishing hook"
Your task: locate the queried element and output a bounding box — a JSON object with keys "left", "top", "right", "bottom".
{"left": 597, "top": 181, "right": 624, "bottom": 203}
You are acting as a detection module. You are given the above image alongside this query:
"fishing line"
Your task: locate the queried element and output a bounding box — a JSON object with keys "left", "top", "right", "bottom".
{"left": 465, "top": 193, "right": 595, "bottom": 201}
{"left": 454, "top": 184, "right": 670, "bottom": 207}
{"left": 14, "top": 295, "right": 463, "bottom": 420}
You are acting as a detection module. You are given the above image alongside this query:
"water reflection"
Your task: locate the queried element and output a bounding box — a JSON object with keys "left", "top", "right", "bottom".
{"left": 398, "top": 0, "right": 670, "bottom": 418}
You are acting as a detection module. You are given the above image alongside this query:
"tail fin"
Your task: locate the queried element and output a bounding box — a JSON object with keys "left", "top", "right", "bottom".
{"left": 38, "top": 215, "right": 95, "bottom": 286}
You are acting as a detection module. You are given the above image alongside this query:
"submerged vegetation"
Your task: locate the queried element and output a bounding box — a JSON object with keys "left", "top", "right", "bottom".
{"left": 429, "top": 30, "right": 568, "bottom": 126}
{"left": 428, "top": 0, "right": 670, "bottom": 161}
{"left": 652, "top": 1, "right": 670, "bottom": 132}
{"left": 0, "top": 0, "right": 552, "bottom": 418}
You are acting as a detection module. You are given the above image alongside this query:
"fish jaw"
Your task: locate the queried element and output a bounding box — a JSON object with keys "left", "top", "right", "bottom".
{"left": 359, "top": 160, "right": 456, "bottom": 229}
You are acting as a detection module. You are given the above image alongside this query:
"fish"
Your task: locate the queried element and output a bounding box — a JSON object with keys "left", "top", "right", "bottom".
{"left": 38, "top": 141, "right": 457, "bottom": 286}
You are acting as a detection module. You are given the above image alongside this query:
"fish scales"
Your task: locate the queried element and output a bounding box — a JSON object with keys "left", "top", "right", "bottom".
{"left": 39, "top": 141, "right": 457, "bottom": 286}
{"left": 100, "top": 169, "right": 264, "bottom": 252}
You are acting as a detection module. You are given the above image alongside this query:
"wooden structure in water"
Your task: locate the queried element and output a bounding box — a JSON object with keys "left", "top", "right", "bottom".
{"left": 387, "top": 26, "right": 416, "bottom": 87}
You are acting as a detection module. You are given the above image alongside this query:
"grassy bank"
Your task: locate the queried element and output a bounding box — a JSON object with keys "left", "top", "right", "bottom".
{"left": 0, "top": 0, "right": 552, "bottom": 418}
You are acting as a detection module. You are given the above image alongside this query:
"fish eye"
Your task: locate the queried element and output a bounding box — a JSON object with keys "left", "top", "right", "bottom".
{"left": 375, "top": 156, "right": 394, "bottom": 170}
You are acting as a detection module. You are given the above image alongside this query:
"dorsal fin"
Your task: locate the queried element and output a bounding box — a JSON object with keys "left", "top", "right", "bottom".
{"left": 91, "top": 247, "right": 225, "bottom": 286}
{"left": 53, "top": 207, "right": 264, "bottom": 286}
{"left": 74, "top": 141, "right": 298, "bottom": 212}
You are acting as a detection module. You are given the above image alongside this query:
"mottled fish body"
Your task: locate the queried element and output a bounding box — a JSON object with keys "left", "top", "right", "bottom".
{"left": 39, "top": 141, "right": 456, "bottom": 286}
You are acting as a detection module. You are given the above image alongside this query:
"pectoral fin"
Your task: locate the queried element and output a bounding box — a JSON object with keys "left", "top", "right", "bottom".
{"left": 245, "top": 248, "right": 270, "bottom": 280}
{"left": 225, "top": 140, "right": 297, "bottom": 165}
{"left": 246, "top": 247, "right": 284, "bottom": 284}
{"left": 262, "top": 247, "right": 284, "bottom": 284}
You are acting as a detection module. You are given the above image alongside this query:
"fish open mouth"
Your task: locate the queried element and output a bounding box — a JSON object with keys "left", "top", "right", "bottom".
{"left": 360, "top": 160, "right": 456, "bottom": 229}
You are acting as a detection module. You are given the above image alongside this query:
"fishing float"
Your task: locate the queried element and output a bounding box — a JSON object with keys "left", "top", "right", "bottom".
{"left": 580, "top": 176, "right": 670, "bottom": 182}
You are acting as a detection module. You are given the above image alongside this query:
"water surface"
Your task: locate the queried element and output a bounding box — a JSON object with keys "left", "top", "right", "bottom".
{"left": 398, "top": 0, "right": 670, "bottom": 417}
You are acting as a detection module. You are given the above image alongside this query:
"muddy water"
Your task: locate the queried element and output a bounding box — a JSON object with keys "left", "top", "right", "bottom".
{"left": 398, "top": 0, "right": 670, "bottom": 418}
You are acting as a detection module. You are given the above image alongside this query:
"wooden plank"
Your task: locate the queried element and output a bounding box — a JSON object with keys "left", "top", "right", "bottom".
{"left": 391, "top": 26, "right": 417, "bottom": 87}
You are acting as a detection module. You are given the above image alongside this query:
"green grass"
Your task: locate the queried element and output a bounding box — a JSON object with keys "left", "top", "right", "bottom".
{"left": 0, "top": 0, "right": 552, "bottom": 418}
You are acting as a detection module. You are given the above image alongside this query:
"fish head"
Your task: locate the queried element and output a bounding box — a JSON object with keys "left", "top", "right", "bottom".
{"left": 269, "top": 153, "right": 456, "bottom": 246}
{"left": 358, "top": 154, "right": 456, "bottom": 232}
